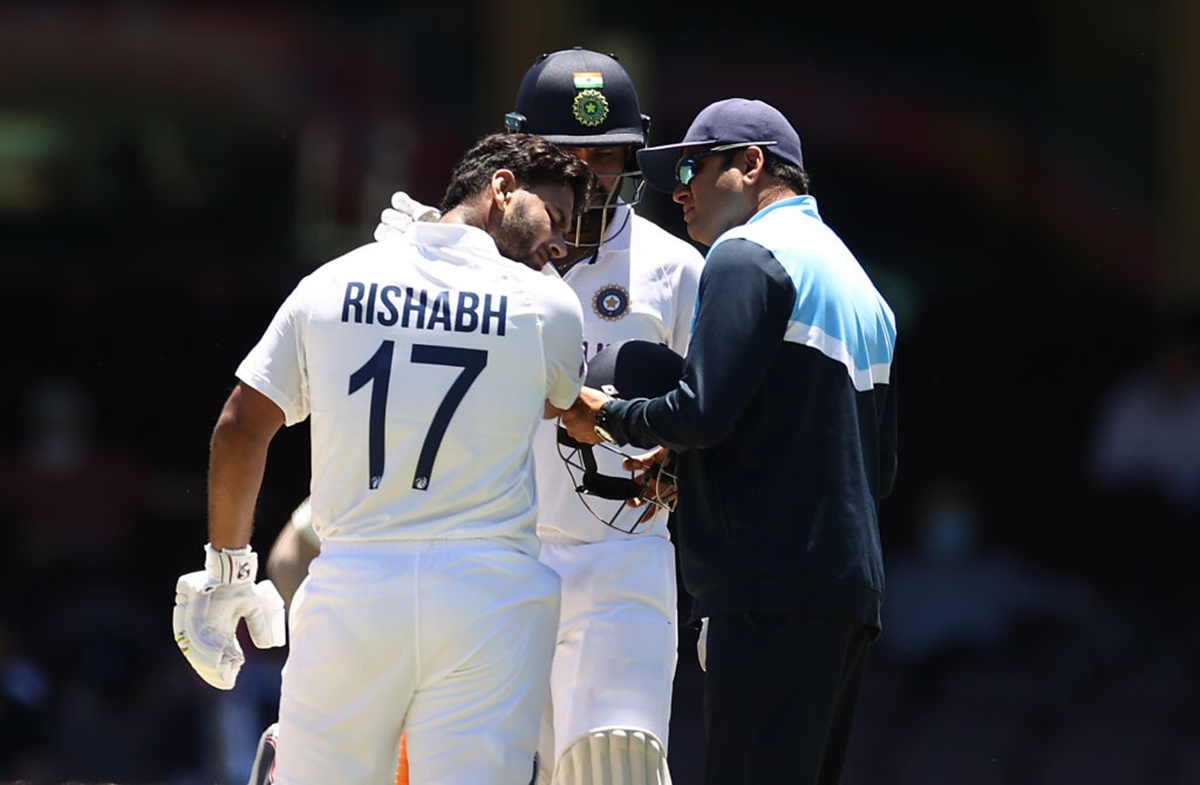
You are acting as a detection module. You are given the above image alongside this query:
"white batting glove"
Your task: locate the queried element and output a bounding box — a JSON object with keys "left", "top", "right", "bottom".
{"left": 374, "top": 191, "right": 441, "bottom": 242}
{"left": 697, "top": 617, "right": 709, "bottom": 672}
{"left": 173, "top": 544, "right": 286, "bottom": 690}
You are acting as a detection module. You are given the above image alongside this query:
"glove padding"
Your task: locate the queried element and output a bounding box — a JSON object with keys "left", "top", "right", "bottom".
{"left": 374, "top": 191, "right": 441, "bottom": 242}
{"left": 697, "top": 616, "right": 709, "bottom": 672}
{"left": 173, "top": 544, "right": 286, "bottom": 690}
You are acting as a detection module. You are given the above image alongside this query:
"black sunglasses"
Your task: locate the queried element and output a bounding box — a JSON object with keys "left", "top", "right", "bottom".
{"left": 675, "top": 142, "right": 775, "bottom": 186}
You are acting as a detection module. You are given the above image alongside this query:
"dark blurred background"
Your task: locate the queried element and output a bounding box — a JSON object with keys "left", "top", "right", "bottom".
{"left": 0, "top": 1, "right": 1197, "bottom": 783}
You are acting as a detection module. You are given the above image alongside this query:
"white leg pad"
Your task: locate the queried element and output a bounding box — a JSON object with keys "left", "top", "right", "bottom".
{"left": 551, "top": 727, "right": 672, "bottom": 785}
{"left": 246, "top": 721, "right": 279, "bottom": 785}
{"left": 535, "top": 750, "right": 553, "bottom": 785}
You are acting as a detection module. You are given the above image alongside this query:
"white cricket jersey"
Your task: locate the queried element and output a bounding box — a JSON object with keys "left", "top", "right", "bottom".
{"left": 533, "top": 204, "right": 704, "bottom": 543}
{"left": 236, "top": 223, "right": 585, "bottom": 556}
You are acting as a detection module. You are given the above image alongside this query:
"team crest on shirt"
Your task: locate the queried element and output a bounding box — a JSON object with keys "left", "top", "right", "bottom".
{"left": 593, "top": 284, "right": 630, "bottom": 321}
{"left": 572, "top": 89, "right": 609, "bottom": 127}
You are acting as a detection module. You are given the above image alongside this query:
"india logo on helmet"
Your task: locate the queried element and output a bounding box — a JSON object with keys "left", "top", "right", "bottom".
{"left": 573, "top": 89, "right": 609, "bottom": 127}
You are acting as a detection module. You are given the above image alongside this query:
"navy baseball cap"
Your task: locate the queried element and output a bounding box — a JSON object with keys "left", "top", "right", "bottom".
{"left": 635, "top": 98, "right": 804, "bottom": 192}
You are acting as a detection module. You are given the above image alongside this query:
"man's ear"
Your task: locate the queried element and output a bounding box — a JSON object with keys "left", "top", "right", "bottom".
{"left": 490, "top": 169, "right": 518, "bottom": 211}
{"left": 741, "top": 146, "right": 767, "bottom": 185}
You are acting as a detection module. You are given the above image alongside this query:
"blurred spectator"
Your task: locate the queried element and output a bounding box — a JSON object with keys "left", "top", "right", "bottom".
{"left": 1088, "top": 327, "right": 1200, "bottom": 514}
{"left": 43, "top": 586, "right": 189, "bottom": 783}
{"left": 0, "top": 377, "right": 212, "bottom": 781}
{"left": 0, "top": 378, "right": 151, "bottom": 581}
{"left": 1083, "top": 321, "right": 1200, "bottom": 629}
{"left": 879, "top": 479, "right": 1098, "bottom": 690}
{"left": 0, "top": 616, "right": 52, "bottom": 777}
{"left": 0, "top": 377, "right": 203, "bottom": 585}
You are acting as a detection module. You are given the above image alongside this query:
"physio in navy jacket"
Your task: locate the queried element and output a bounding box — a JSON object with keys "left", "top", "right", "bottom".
{"left": 563, "top": 98, "right": 898, "bottom": 785}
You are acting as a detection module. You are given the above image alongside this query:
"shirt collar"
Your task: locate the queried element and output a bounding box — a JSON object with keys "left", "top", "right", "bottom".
{"left": 747, "top": 194, "right": 820, "bottom": 225}
{"left": 406, "top": 221, "right": 500, "bottom": 255}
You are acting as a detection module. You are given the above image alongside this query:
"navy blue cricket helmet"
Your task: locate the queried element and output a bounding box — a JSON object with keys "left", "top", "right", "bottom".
{"left": 505, "top": 47, "right": 650, "bottom": 148}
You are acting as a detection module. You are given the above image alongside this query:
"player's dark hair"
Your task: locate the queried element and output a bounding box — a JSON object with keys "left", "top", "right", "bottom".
{"left": 717, "top": 147, "right": 810, "bottom": 194}
{"left": 763, "top": 151, "right": 810, "bottom": 194}
{"left": 440, "top": 132, "right": 594, "bottom": 221}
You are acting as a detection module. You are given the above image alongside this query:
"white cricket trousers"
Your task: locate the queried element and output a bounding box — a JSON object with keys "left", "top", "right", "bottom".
{"left": 537, "top": 535, "right": 678, "bottom": 769}
{"left": 274, "top": 538, "right": 560, "bottom": 785}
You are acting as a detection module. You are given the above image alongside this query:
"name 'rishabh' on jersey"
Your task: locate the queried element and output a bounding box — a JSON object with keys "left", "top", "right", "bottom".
{"left": 338, "top": 281, "right": 511, "bottom": 335}
{"left": 235, "top": 222, "right": 584, "bottom": 556}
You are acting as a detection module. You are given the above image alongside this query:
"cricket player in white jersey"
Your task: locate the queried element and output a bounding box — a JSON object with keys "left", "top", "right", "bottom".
{"left": 172, "top": 131, "right": 593, "bottom": 785}
{"left": 377, "top": 48, "right": 704, "bottom": 785}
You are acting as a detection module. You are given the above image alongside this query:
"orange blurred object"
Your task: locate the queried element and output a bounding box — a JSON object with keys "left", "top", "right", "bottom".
{"left": 395, "top": 733, "right": 409, "bottom": 785}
